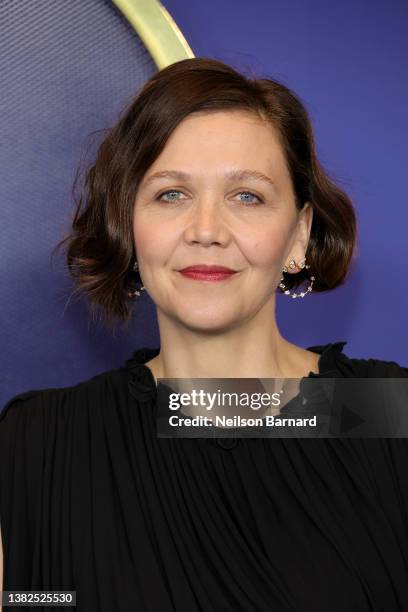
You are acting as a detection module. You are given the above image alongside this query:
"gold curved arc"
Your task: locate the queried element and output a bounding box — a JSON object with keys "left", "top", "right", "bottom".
{"left": 112, "top": 0, "right": 195, "bottom": 69}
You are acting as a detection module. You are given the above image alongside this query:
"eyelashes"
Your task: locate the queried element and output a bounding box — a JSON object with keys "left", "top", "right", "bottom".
{"left": 155, "top": 189, "right": 264, "bottom": 205}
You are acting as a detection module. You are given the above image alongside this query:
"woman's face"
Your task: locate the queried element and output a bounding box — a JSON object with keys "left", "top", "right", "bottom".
{"left": 133, "top": 110, "right": 312, "bottom": 332}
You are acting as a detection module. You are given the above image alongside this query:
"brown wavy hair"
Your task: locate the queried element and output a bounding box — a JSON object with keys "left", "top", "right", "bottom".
{"left": 53, "top": 57, "right": 357, "bottom": 330}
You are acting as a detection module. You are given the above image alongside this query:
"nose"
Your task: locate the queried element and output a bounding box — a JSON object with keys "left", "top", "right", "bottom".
{"left": 184, "top": 197, "right": 230, "bottom": 246}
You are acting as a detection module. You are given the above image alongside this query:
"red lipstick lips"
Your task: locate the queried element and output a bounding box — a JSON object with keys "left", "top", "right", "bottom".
{"left": 178, "top": 264, "right": 237, "bottom": 281}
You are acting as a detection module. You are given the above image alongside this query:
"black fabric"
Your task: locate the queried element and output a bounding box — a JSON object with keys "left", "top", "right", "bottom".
{"left": 1, "top": 341, "right": 408, "bottom": 611}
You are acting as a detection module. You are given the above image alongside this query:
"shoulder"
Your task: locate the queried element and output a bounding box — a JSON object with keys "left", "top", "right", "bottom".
{"left": 0, "top": 389, "right": 47, "bottom": 504}
{"left": 313, "top": 341, "right": 408, "bottom": 377}
{"left": 0, "top": 389, "right": 46, "bottom": 450}
{"left": 1, "top": 388, "right": 44, "bottom": 420}
{"left": 341, "top": 355, "right": 408, "bottom": 377}
{"left": 0, "top": 366, "right": 133, "bottom": 564}
{"left": 0, "top": 366, "right": 127, "bottom": 431}
{"left": 0, "top": 367, "right": 129, "bottom": 506}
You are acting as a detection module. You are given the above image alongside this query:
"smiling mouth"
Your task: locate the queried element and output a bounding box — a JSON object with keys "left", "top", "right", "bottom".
{"left": 178, "top": 269, "right": 238, "bottom": 282}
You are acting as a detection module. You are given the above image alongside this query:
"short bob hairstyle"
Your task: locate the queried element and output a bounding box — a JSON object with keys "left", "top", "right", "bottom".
{"left": 55, "top": 57, "right": 357, "bottom": 329}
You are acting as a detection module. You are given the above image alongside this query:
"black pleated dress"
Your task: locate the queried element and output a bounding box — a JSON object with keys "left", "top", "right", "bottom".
{"left": 1, "top": 341, "right": 408, "bottom": 612}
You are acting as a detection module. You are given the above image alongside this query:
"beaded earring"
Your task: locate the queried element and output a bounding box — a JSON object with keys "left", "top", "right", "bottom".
{"left": 127, "top": 259, "right": 146, "bottom": 299}
{"left": 278, "top": 257, "right": 315, "bottom": 298}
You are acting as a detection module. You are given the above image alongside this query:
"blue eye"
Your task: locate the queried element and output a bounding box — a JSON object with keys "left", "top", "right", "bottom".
{"left": 237, "top": 191, "right": 263, "bottom": 205}
{"left": 157, "top": 189, "right": 184, "bottom": 202}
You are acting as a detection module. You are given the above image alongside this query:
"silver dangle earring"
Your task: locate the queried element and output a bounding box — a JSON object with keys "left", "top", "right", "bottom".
{"left": 278, "top": 257, "right": 315, "bottom": 298}
{"left": 128, "top": 259, "right": 146, "bottom": 299}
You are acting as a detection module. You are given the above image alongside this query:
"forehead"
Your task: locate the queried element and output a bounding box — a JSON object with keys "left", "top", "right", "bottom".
{"left": 166, "top": 109, "right": 280, "bottom": 147}
{"left": 148, "top": 110, "right": 288, "bottom": 177}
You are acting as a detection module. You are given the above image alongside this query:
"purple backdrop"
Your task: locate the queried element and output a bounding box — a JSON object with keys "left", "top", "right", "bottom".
{"left": 161, "top": 0, "right": 408, "bottom": 363}
{"left": 1, "top": 0, "right": 407, "bottom": 408}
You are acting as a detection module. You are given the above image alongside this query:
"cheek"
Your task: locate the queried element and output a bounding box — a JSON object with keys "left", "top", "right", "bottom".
{"left": 243, "top": 227, "right": 289, "bottom": 268}
{"left": 133, "top": 218, "right": 173, "bottom": 264}
{"left": 133, "top": 217, "right": 153, "bottom": 258}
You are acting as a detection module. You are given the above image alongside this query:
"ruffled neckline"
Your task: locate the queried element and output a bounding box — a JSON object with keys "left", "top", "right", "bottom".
{"left": 123, "top": 341, "right": 348, "bottom": 402}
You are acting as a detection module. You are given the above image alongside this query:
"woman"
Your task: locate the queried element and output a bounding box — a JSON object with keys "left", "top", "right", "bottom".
{"left": 1, "top": 58, "right": 408, "bottom": 612}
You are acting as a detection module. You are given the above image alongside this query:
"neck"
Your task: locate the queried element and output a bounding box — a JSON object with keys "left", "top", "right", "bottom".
{"left": 145, "top": 308, "right": 320, "bottom": 382}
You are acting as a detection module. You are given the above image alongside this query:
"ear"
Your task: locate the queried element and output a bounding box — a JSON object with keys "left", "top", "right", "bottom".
{"left": 298, "top": 201, "right": 313, "bottom": 247}
{"left": 285, "top": 202, "right": 313, "bottom": 271}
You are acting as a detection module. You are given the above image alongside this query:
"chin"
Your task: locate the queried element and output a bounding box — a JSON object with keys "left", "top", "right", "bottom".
{"left": 176, "top": 311, "right": 238, "bottom": 334}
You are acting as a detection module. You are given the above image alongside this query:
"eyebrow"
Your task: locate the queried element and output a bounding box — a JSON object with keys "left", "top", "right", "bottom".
{"left": 141, "top": 169, "right": 276, "bottom": 191}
